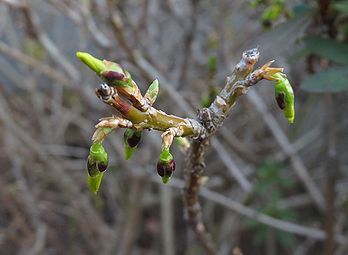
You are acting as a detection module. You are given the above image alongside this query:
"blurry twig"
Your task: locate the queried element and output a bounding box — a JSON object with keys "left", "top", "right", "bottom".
{"left": 1, "top": 0, "right": 81, "bottom": 81}
{"left": 160, "top": 185, "right": 176, "bottom": 255}
{"left": 0, "top": 41, "right": 72, "bottom": 87}
{"left": 152, "top": 176, "right": 346, "bottom": 243}
{"left": 117, "top": 176, "right": 146, "bottom": 255}
{"left": 247, "top": 90, "right": 326, "bottom": 211}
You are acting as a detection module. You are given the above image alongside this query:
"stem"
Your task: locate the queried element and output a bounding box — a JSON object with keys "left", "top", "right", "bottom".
{"left": 183, "top": 48, "right": 260, "bottom": 255}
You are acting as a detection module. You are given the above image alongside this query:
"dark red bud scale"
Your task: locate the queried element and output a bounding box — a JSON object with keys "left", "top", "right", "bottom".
{"left": 127, "top": 134, "right": 141, "bottom": 148}
{"left": 102, "top": 70, "right": 125, "bottom": 81}
{"left": 97, "top": 162, "right": 108, "bottom": 172}
{"left": 276, "top": 92, "right": 286, "bottom": 110}
{"left": 157, "top": 159, "right": 176, "bottom": 177}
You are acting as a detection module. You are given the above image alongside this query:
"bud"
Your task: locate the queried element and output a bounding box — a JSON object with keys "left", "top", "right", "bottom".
{"left": 87, "top": 142, "right": 109, "bottom": 176}
{"left": 100, "top": 63, "right": 134, "bottom": 88}
{"left": 144, "top": 79, "right": 159, "bottom": 105}
{"left": 77, "top": 51, "right": 148, "bottom": 111}
{"left": 76, "top": 51, "right": 134, "bottom": 88}
{"left": 102, "top": 70, "right": 125, "bottom": 81}
{"left": 123, "top": 129, "right": 142, "bottom": 160}
{"left": 156, "top": 148, "right": 175, "bottom": 184}
{"left": 86, "top": 142, "right": 108, "bottom": 194}
{"left": 272, "top": 73, "right": 295, "bottom": 124}
{"left": 76, "top": 51, "right": 105, "bottom": 74}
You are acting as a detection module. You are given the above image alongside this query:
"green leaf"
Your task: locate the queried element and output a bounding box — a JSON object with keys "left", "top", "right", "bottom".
{"left": 301, "top": 67, "right": 348, "bottom": 92}
{"left": 304, "top": 36, "right": 348, "bottom": 64}
{"left": 333, "top": 1, "right": 348, "bottom": 15}
{"left": 144, "top": 79, "right": 159, "bottom": 105}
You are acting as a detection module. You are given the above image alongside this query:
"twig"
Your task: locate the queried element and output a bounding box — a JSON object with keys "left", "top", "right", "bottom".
{"left": 183, "top": 49, "right": 262, "bottom": 255}
{"left": 153, "top": 176, "right": 346, "bottom": 243}
{"left": 106, "top": 11, "right": 255, "bottom": 193}
{"left": 0, "top": 41, "right": 72, "bottom": 87}
{"left": 117, "top": 176, "right": 146, "bottom": 255}
{"left": 246, "top": 90, "right": 326, "bottom": 211}
{"left": 160, "top": 185, "right": 176, "bottom": 255}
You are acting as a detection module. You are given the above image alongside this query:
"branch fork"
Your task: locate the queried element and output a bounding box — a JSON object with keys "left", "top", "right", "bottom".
{"left": 76, "top": 49, "right": 294, "bottom": 254}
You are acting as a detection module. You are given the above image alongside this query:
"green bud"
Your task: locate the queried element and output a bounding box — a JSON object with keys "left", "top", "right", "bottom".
{"left": 100, "top": 63, "right": 133, "bottom": 88}
{"left": 76, "top": 51, "right": 105, "bottom": 74}
{"left": 272, "top": 73, "right": 295, "bottom": 124}
{"left": 88, "top": 172, "right": 104, "bottom": 194}
{"left": 144, "top": 79, "right": 159, "bottom": 105}
{"left": 76, "top": 51, "right": 134, "bottom": 88}
{"left": 123, "top": 129, "right": 142, "bottom": 160}
{"left": 86, "top": 142, "right": 108, "bottom": 193}
{"left": 156, "top": 148, "right": 175, "bottom": 184}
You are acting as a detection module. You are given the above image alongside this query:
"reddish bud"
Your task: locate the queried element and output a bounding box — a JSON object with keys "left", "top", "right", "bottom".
{"left": 157, "top": 159, "right": 175, "bottom": 177}
{"left": 97, "top": 162, "right": 108, "bottom": 172}
{"left": 102, "top": 70, "right": 125, "bottom": 81}
{"left": 276, "top": 91, "right": 286, "bottom": 110}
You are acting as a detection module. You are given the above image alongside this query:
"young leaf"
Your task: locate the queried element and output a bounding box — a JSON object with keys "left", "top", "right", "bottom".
{"left": 144, "top": 79, "right": 159, "bottom": 105}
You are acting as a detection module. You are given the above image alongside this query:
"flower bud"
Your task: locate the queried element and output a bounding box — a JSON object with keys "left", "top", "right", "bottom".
{"left": 87, "top": 142, "right": 109, "bottom": 176}
{"left": 272, "top": 73, "right": 295, "bottom": 124}
{"left": 156, "top": 148, "right": 175, "bottom": 184}
{"left": 123, "top": 129, "right": 142, "bottom": 160}
{"left": 76, "top": 51, "right": 134, "bottom": 88}
{"left": 76, "top": 51, "right": 105, "bottom": 74}
{"left": 124, "top": 129, "right": 142, "bottom": 148}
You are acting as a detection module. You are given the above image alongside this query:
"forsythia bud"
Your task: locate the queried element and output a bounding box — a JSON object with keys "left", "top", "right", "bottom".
{"left": 86, "top": 142, "right": 109, "bottom": 194}
{"left": 156, "top": 148, "right": 175, "bottom": 184}
{"left": 272, "top": 73, "right": 295, "bottom": 124}
{"left": 123, "top": 129, "right": 142, "bottom": 160}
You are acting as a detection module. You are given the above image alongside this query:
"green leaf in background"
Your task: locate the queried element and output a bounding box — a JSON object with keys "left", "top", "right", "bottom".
{"left": 333, "top": 1, "right": 348, "bottom": 15}
{"left": 301, "top": 67, "right": 348, "bottom": 92}
{"left": 304, "top": 36, "right": 348, "bottom": 64}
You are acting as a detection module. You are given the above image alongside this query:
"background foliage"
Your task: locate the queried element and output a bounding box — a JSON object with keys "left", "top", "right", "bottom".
{"left": 0, "top": 0, "right": 347, "bottom": 254}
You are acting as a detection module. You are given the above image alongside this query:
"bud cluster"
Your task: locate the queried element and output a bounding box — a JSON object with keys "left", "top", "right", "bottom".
{"left": 76, "top": 50, "right": 293, "bottom": 194}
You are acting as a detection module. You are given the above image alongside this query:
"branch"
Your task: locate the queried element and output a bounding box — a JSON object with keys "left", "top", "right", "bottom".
{"left": 76, "top": 48, "right": 285, "bottom": 253}
{"left": 182, "top": 49, "right": 282, "bottom": 255}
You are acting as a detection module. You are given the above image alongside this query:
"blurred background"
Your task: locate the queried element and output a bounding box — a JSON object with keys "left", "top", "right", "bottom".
{"left": 0, "top": 0, "right": 347, "bottom": 254}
